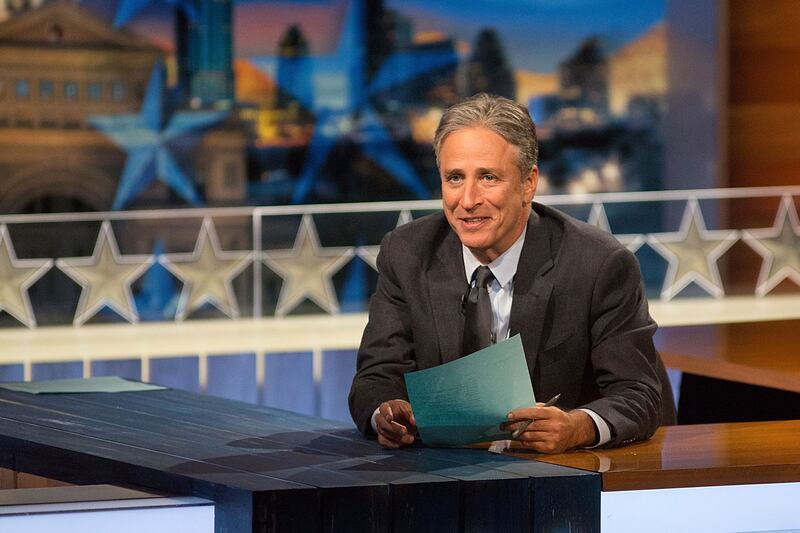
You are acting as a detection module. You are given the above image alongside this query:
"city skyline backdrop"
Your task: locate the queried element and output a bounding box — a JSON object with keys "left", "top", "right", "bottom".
{"left": 72, "top": 0, "right": 664, "bottom": 73}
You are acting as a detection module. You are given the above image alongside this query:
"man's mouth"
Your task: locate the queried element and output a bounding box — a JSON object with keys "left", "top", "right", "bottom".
{"left": 460, "top": 216, "right": 490, "bottom": 228}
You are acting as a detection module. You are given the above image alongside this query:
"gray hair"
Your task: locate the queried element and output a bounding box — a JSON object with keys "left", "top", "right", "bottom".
{"left": 433, "top": 93, "right": 539, "bottom": 178}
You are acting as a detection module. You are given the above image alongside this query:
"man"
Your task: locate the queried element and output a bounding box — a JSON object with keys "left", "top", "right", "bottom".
{"left": 349, "top": 93, "right": 674, "bottom": 453}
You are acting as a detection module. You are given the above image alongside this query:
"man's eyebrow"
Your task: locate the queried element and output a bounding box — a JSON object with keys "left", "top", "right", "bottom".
{"left": 443, "top": 167, "right": 502, "bottom": 175}
{"left": 476, "top": 167, "right": 501, "bottom": 175}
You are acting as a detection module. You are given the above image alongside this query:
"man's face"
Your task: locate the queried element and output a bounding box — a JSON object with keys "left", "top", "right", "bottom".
{"left": 439, "top": 126, "right": 537, "bottom": 264}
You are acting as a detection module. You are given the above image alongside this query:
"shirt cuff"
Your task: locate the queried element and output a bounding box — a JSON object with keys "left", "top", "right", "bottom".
{"left": 370, "top": 406, "right": 381, "bottom": 433}
{"left": 577, "top": 408, "right": 611, "bottom": 448}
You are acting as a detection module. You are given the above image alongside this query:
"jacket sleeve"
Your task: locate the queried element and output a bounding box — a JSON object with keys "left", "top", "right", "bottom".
{"left": 580, "top": 246, "right": 663, "bottom": 446}
{"left": 348, "top": 230, "right": 418, "bottom": 435}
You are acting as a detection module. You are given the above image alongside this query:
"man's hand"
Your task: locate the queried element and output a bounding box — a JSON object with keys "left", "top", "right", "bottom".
{"left": 503, "top": 404, "right": 597, "bottom": 454}
{"left": 375, "top": 399, "right": 417, "bottom": 449}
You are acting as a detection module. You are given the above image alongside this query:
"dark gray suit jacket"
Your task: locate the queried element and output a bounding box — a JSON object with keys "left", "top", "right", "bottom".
{"left": 349, "top": 203, "right": 673, "bottom": 447}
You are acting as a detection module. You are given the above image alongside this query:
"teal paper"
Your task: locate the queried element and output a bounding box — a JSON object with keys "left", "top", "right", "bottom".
{"left": 0, "top": 376, "right": 166, "bottom": 394}
{"left": 404, "top": 334, "right": 535, "bottom": 447}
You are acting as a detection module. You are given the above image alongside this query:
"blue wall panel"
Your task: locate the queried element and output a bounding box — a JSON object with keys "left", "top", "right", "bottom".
{"left": 0, "top": 364, "right": 24, "bottom": 382}
{"left": 263, "top": 351, "right": 314, "bottom": 416}
{"left": 32, "top": 361, "right": 82, "bottom": 381}
{"left": 207, "top": 353, "right": 257, "bottom": 403}
{"left": 91, "top": 359, "right": 141, "bottom": 381}
{"left": 320, "top": 349, "right": 357, "bottom": 424}
{"left": 149, "top": 356, "right": 199, "bottom": 393}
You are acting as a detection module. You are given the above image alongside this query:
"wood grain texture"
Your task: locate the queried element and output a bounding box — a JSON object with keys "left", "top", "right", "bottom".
{"left": 727, "top": 0, "right": 800, "bottom": 188}
{"left": 0, "top": 468, "right": 15, "bottom": 490}
{"left": 14, "top": 472, "right": 71, "bottom": 489}
{"left": 526, "top": 420, "right": 800, "bottom": 491}
{"left": 656, "top": 320, "right": 800, "bottom": 393}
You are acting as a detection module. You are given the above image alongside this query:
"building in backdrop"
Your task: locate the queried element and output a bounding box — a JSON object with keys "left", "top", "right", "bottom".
{"left": 0, "top": 0, "right": 672, "bottom": 330}
{"left": 0, "top": 0, "right": 248, "bottom": 216}
{"left": 0, "top": 0, "right": 667, "bottom": 213}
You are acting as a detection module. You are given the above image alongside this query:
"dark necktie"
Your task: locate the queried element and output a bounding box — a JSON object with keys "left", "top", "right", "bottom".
{"left": 462, "top": 265, "right": 495, "bottom": 356}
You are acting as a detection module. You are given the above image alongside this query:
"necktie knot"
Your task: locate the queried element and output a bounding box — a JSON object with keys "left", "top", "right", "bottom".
{"left": 473, "top": 266, "right": 494, "bottom": 289}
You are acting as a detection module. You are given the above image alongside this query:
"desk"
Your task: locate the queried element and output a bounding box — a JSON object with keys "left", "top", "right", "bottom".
{"left": 656, "top": 319, "right": 800, "bottom": 393}
{"left": 0, "top": 387, "right": 597, "bottom": 533}
{"left": 523, "top": 421, "right": 800, "bottom": 533}
{"left": 655, "top": 319, "right": 800, "bottom": 424}
{"left": 527, "top": 420, "right": 800, "bottom": 490}
{"left": 3, "top": 386, "right": 799, "bottom": 533}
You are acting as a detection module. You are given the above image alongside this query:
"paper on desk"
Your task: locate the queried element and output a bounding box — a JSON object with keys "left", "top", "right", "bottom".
{"left": 0, "top": 376, "right": 166, "bottom": 394}
{"left": 404, "top": 334, "right": 535, "bottom": 447}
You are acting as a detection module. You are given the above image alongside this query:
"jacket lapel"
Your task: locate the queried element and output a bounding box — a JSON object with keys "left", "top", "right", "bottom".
{"left": 509, "top": 211, "right": 557, "bottom": 370}
{"left": 428, "top": 230, "right": 467, "bottom": 365}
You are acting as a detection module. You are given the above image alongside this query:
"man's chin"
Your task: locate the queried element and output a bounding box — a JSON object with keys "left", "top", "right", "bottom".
{"left": 453, "top": 232, "right": 487, "bottom": 248}
{"left": 461, "top": 240, "right": 492, "bottom": 258}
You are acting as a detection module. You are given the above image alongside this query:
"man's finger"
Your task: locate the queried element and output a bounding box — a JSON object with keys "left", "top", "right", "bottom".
{"left": 378, "top": 403, "right": 394, "bottom": 422}
{"left": 377, "top": 421, "right": 415, "bottom": 448}
{"left": 378, "top": 434, "right": 401, "bottom": 449}
{"left": 388, "top": 401, "right": 418, "bottom": 431}
{"left": 517, "top": 428, "right": 551, "bottom": 442}
{"left": 389, "top": 401, "right": 416, "bottom": 427}
{"left": 527, "top": 406, "right": 561, "bottom": 420}
{"left": 376, "top": 415, "right": 408, "bottom": 439}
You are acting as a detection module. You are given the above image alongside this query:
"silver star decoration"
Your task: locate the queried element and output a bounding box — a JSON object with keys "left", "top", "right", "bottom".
{"left": 159, "top": 218, "right": 252, "bottom": 321}
{"left": 586, "top": 202, "right": 645, "bottom": 252}
{"left": 357, "top": 211, "right": 413, "bottom": 271}
{"left": 0, "top": 224, "right": 52, "bottom": 328}
{"left": 647, "top": 199, "right": 739, "bottom": 300}
{"left": 263, "top": 215, "right": 354, "bottom": 317}
{"left": 56, "top": 221, "right": 153, "bottom": 326}
{"left": 741, "top": 195, "right": 800, "bottom": 296}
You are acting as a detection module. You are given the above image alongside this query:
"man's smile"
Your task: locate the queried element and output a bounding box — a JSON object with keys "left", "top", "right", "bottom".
{"left": 459, "top": 215, "right": 492, "bottom": 228}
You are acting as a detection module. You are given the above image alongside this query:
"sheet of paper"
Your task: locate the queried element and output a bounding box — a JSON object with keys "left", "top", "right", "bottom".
{"left": 404, "top": 334, "right": 535, "bottom": 447}
{"left": 0, "top": 376, "right": 166, "bottom": 394}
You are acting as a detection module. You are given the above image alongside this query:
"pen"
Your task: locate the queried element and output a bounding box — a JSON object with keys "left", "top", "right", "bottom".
{"left": 510, "top": 393, "right": 561, "bottom": 439}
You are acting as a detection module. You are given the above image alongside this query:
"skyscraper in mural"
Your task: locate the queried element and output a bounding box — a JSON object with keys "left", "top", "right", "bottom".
{"left": 462, "top": 29, "right": 515, "bottom": 100}
{"left": 277, "top": 25, "right": 312, "bottom": 109}
{"left": 559, "top": 37, "right": 608, "bottom": 116}
{"left": 365, "top": 0, "right": 397, "bottom": 82}
{"left": 176, "top": 0, "right": 234, "bottom": 108}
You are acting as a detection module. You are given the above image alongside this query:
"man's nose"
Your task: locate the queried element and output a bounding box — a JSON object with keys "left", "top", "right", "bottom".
{"left": 460, "top": 179, "right": 482, "bottom": 209}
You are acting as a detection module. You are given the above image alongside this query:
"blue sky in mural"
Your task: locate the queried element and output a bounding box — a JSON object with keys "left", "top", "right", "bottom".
{"left": 390, "top": 0, "right": 664, "bottom": 71}
{"left": 89, "top": 62, "right": 228, "bottom": 209}
{"left": 82, "top": 0, "right": 663, "bottom": 72}
{"left": 112, "top": 0, "right": 198, "bottom": 27}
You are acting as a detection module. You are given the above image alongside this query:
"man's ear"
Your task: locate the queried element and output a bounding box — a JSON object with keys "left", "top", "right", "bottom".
{"left": 523, "top": 166, "right": 538, "bottom": 205}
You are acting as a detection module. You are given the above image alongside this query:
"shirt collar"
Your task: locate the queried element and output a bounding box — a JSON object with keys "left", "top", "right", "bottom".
{"left": 462, "top": 224, "right": 527, "bottom": 288}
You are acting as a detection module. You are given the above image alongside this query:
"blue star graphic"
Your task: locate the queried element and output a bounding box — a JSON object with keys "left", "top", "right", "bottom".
{"left": 113, "top": 0, "right": 198, "bottom": 27}
{"left": 90, "top": 61, "right": 227, "bottom": 210}
{"left": 134, "top": 240, "right": 179, "bottom": 320}
{"left": 252, "top": 0, "right": 457, "bottom": 203}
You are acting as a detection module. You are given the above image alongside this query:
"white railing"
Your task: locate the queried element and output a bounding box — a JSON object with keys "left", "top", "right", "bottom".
{"left": 1, "top": 187, "right": 798, "bottom": 420}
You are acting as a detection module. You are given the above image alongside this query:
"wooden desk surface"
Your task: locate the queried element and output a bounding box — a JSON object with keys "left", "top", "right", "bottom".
{"left": 655, "top": 319, "right": 800, "bottom": 393}
{"left": 521, "top": 420, "right": 800, "bottom": 491}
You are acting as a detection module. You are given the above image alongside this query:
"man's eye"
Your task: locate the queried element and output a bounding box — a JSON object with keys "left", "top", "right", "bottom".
{"left": 482, "top": 174, "right": 497, "bottom": 181}
{"left": 446, "top": 174, "right": 463, "bottom": 182}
